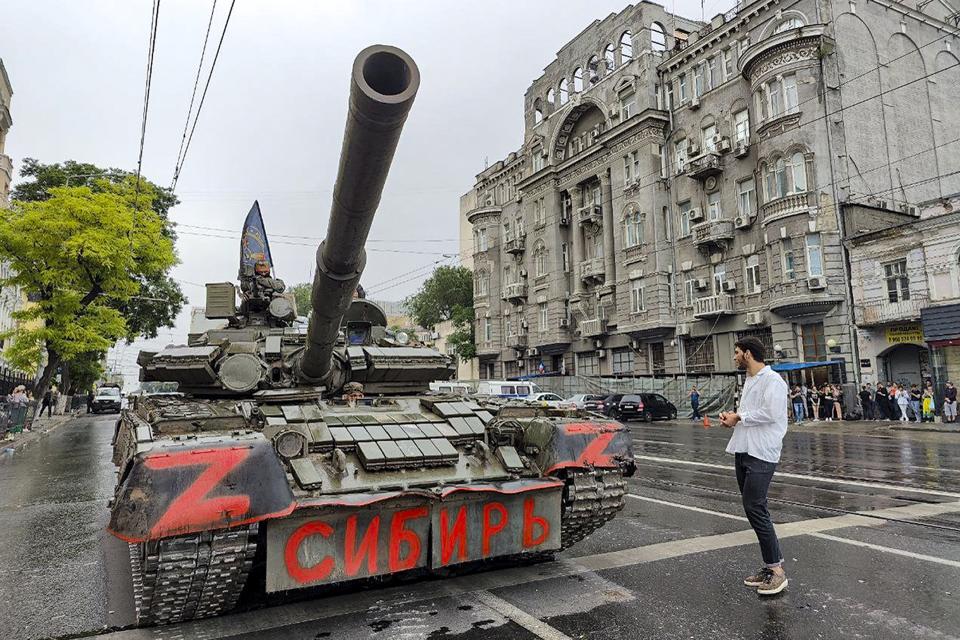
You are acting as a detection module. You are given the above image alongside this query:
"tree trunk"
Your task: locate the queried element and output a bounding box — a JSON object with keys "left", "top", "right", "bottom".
{"left": 61, "top": 361, "right": 72, "bottom": 395}
{"left": 34, "top": 349, "right": 61, "bottom": 402}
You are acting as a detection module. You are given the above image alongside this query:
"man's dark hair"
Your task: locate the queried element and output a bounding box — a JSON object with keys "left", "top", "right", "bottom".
{"left": 735, "top": 337, "right": 766, "bottom": 363}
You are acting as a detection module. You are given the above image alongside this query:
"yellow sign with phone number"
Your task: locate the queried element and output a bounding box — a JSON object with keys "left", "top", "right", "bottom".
{"left": 886, "top": 324, "right": 924, "bottom": 344}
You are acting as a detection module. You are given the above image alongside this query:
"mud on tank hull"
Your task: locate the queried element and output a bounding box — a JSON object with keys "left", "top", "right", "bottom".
{"left": 108, "top": 395, "right": 634, "bottom": 625}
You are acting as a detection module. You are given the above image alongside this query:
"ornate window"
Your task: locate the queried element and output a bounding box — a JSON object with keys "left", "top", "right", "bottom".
{"left": 624, "top": 207, "right": 643, "bottom": 247}
{"left": 650, "top": 22, "right": 667, "bottom": 52}
{"left": 587, "top": 55, "right": 600, "bottom": 84}
{"left": 604, "top": 44, "right": 616, "bottom": 72}
{"left": 573, "top": 67, "right": 584, "bottom": 93}
{"left": 558, "top": 78, "right": 569, "bottom": 105}
{"left": 884, "top": 259, "right": 910, "bottom": 302}
{"left": 762, "top": 152, "right": 809, "bottom": 201}
{"left": 534, "top": 241, "right": 547, "bottom": 277}
{"left": 546, "top": 88, "right": 555, "bottom": 106}
{"left": 619, "top": 31, "right": 633, "bottom": 63}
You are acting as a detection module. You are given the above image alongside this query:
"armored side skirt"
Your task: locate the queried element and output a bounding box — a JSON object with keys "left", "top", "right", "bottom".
{"left": 265, "top": 479, "right": 562, "bottom": 592}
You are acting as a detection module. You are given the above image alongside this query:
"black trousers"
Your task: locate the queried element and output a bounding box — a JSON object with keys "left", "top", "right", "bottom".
{"left": 41, "top": 401, "right": 52, "bottom": 417}
{"left": 735, "top": 452, "right": 782, "bottom": 566}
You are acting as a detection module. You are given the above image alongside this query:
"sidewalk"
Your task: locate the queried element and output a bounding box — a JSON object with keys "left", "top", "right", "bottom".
{"left": 1, "top": 412, "right": 77, "bottom": 452}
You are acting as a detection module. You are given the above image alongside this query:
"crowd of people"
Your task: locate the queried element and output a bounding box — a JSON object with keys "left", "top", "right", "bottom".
{"left": 0, "top": 384, "right": 61, "bottom": 440}
{"left": 785, "top": 380, "right": 958, "bottom": 424}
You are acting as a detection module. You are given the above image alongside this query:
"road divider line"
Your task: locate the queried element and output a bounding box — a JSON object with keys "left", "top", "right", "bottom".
{"left": 626, "top": 494, "right": 748, "bottom": 522}
{"left": 472, "top": 591, "right": 573, "bottom": 640}
{"left": 633, "top": 454, "right": 960, "bottom": 499}
{"left": 96, "top": 500, "right": 960, "bottom": 640}
{"left": 809, "top": 532, "right": 960, "bottom": 568}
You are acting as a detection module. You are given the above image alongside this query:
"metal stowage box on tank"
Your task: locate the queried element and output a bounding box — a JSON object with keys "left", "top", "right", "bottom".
{"left": 108, "top": 44, "right": 635, "bottom": 625}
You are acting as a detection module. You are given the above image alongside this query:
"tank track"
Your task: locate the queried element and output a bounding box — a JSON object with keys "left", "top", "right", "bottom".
{"left": 558, "top": 468, "right": 626, "bottom": 549}
{"left": 129, "top": 523, "right": 259, "bottom": 626}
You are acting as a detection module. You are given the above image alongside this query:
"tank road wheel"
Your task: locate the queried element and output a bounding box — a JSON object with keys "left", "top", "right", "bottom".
{"left": 129, "top": 524, "right": 259, "bottom": 626}
{"left": 558, "top": 469, "right": 626, "bottom": 549}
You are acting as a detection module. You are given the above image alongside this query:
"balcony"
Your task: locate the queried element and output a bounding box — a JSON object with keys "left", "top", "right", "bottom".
{"left": 693, "top": 220, "right": 735, "bottom": 250}
{"left": 502, "top": 282, "right": 528, "bottom": 303}
{"left": 503, "top": 233, "right": 526, "bottom": 255}
{"left": 578, "top": 317, "right": 608, "bottom": 337}
{"left": 854, "top": 295, "right": 928, "bottom": 327}
{"left": 694, "top": 294, "right": 735, "bottom": 318}
{"left": 506, "top": 332, "right": 529, "bottom": 349}
{"left": 766, "top": 281, "right": 844, "bottom": 317}
{"left": 578, "top": 257, "right": 605, "bottom": 284}
{"left": 686, "top": 153, "right": 722, "bottom": 180}
{"left": 760, "top": 192, "right": 811, "bottom": 225}
{"left": 577, "top": 204, "right": 602, "bottom": 225}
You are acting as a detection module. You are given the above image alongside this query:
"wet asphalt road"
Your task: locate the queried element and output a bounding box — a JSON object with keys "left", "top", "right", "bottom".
{"left": 2, "top": 415, "right": 960, "bottom": 640}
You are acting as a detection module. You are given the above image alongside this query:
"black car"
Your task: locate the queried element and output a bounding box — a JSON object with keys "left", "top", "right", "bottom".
{"left": 600, "top": 394, "right": 624, "bottom": 417}
{"left": 637, "top": 393, "right": 678, "bottom": 421}
{"left": 612, "top": 394, "right": 645, "bottom": 421}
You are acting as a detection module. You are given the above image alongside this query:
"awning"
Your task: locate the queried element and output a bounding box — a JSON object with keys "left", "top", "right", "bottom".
{"left": 770, "top": 360, "right": 844, "bottom": 372}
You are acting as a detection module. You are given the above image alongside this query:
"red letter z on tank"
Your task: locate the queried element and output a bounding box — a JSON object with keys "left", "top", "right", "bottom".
{"left": 144, "top": 448, "right": 251, "bottom": 538}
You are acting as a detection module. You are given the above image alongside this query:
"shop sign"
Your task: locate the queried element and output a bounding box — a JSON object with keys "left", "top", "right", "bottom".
{"left": 886, "top": 324, "right": 923, "bottom": 344}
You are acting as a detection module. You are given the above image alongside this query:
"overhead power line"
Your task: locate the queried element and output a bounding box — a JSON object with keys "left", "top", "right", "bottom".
{"left": 171, "top": 0, "right": 237, "bottom": 193}
{"left": 134, "top": 0, "right": 161, "bottom": 203}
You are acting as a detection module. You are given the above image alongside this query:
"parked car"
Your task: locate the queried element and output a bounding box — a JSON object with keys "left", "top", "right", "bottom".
{"left": 637, "top": 393, "right": 678, "bottom": 421}
{"left": 599, "top": 394, "right": 625, "bottom": 417}
{"left": 526, "top": 392, "right": 576, "bottom": 408}
{"left": 612, "top": 394, "right": 645, "bottom": 421}
{"left": 475, "top": 380, "right": 540, "bottom": 398}
{"left": 567, "top": 394, "right": 607, "bottom": 411}
{"left": 90, "top": 386, "right": 122, "bottom": 414}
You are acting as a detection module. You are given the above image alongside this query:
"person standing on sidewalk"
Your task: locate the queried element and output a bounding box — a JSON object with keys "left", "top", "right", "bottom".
{"left": 859, "top": 384, "right": 874, "bottom": 421}
{"left": 821, "top": 385, "right": 835, "bottom": 422}
{"left": 875, "top": 382, "right": 890, "bottom": 420}
{"left": 40, "top": 387, "right": 54, "bottom": 418}
{"left": 922, "top": 384, "right": 935, "bottom": 422}
{"left": 909, "top": 384, "right": 922, "bottom": 423}
{"left": 719, "top": 337, "right": 789, "bottom": 596}
{"left": 896, "top": 384, "right": 910, "bottom": 422}
{"left": 944, "top": 381, "right": 958, "bottom": 424}
{"left": 689, "top": 386, "right": 701, "bottom": 420}
{"left": 790, "top": 385, "right": 804, "bottom": 424}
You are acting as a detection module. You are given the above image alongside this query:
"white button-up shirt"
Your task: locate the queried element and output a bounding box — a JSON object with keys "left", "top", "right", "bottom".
{"left": 725, "top": 365, "right": 789, "bottom": 463}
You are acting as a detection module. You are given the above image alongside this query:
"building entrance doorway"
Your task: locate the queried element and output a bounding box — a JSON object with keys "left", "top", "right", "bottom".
{"left": 879, "top": 343, "right": 929, "bottom": 386}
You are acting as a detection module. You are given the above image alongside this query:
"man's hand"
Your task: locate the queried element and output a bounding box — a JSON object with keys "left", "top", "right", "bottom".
{"left": 719, "top": 411, "right": 740, "bottom": 428}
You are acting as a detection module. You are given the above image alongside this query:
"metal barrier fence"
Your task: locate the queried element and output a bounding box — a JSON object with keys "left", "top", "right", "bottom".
{"left": 458, "top": 375, "right": 739, "bottom": 417}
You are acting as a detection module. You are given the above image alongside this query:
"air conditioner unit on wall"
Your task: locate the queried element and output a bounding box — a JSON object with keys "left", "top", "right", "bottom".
{"left": 690, "top": 95, "right": 701, "bottom": 110}
{"left": 596, "top": 349, "right": 606, "bottom": 358}
{"left": 745, "top": 311, "right": 765, "bottom": 326}
{"left": 695, "top": 278, "right": 708, "bottom": 289}
{"left": 735, "top": 216, "right": 752, "bottom": 229}
{"left": 807, "top": 275, "right": 826, "bottom": 290}
{"left": 527, "top": 348, "right": 539, "bottom": 357}
{"left": 689, "top": 207, "right": 704, "bottom": 222}
{"left": 688, "top": 140, "right": 702, "bottom": 157}
{"left": 715, "top": 136, "right": 731, "bottom": 153}
{"left": 558, "top": 317, "right": 570, "bottom": 328}
{"left": 733, "top": 142, "right": 749, "bottom": 158}
{"left": 676, "top": 323, "right": 691, "bottom": 336}
{"left": 723, "top": 280, "right": 737, "bottom": 292}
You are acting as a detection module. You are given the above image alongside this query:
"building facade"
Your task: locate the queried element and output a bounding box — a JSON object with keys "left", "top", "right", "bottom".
{"left": 0, "top": 58, "right": 25, "bottom": 375}
{"left": 463, "top": 0, "right": 960, "bottom": 383}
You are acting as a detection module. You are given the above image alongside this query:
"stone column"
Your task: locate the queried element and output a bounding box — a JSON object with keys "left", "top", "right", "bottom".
{"left": 600, "top": 170, "right": 615, "bottom": 290}
{"left": 572, "top": 185, "right": 585, "bottom": 296}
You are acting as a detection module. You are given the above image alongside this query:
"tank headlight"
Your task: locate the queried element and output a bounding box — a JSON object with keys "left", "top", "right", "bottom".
{"left": 395, "top": 331, "right": 409, "bottom": 345}
{"left": 275, "top": 430, "right": 306, "bottom": 459}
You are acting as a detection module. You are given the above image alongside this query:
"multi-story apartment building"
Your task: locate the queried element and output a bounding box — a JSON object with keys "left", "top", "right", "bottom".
{"left": 463, "top": 0, "right": 960, "bottom": 384}
{"left": 0, "top": 58, "right": 23, "bottom": 374}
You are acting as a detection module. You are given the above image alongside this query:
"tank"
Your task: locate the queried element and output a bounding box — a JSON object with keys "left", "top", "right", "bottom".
{"left": 108, "top": 45, "right": 635, "bottom": 626}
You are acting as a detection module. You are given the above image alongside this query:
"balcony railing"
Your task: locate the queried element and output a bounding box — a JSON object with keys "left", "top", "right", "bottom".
{"left": 760, "top": 192, "right": 810, "bottom": 225}
{"left": 506, "top": 332, "right": 529, "bottom": 349}
{"left": 578, "top": 257, "right": 606, "bottom": 283}
{"left": 686, "top": 153, "right": 722, "bottom": 180}
{"left": 503, "top": 233, "right": 526, "bottom": 255}
{"left": 502, "top": 282, "right": 528, "bottom": 302}
{"left": 692, "top": 220, "right": 735, "bottom": 249}
{"left": 854, "top": 295, "right": 928, "bottom": 326}
{"left": 579, "top": 318, "right": 608, "bottom": 337}
{"left": 577, "top": 204, "right": 602, "bottom": 225}
{"left": 694, "top": 294, "right": 735, "bottom": 318}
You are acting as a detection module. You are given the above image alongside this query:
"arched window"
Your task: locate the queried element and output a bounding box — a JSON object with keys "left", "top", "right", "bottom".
{"left": 790, "top": 152, "right": 807, "bottom": 191}
{"left": 559, "top": 78, "right": 569, "bottom": 105}
{"left": 624, "top": 208, "right": 643, "bottom": 247}
{"left": 533, "top": 98, "right": 543, "bottom": 125}
{"left": 619, "top": 31, "right": 634, "bottom": 63}
{"left": 604, "top": 43, "right": 616, "bottom": 71}
{"left": 651, "top": 22, "right": 667, "bottom": 52}
{"left": 775, "top": 158, "right": 788, "bottom": 197}
{"left": 573, "top": 67, "right": 584, "bottom": 93}
{"left": 775, "top": 17, "right": 805, "bottom": 33}
{"left": 534, "top": 241, "right": 547, "bottom": 277}
{"left": 546, "top": 87, "right": 555, "bottom": 106}
{"left": 587, "top": 55, "right": 600, "bottom": 84}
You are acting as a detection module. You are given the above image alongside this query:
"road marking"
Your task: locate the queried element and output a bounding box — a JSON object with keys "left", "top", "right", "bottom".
{"left": 633, "top": 454, "right": 960, "bottom": 499}
{"left": 809, "top": 532, "right": 960, "bottom": 568}
{"left": 472, "top": 590, "right": 573, "bottom": 640}
{"left": 99, "top": 499, "right": 960, "bottom": 640}
{"left": 632, "top": 438, "right": 687, "bottom": 446}
{"left": 627, "top": 493, "right": 748, "bottom": 522}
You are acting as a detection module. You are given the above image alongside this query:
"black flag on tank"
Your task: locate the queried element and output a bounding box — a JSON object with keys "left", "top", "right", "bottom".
{"left": 240, "top": 200, "right": 274, "bottom": 272}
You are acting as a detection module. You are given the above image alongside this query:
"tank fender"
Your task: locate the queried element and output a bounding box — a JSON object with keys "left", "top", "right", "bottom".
{"left": 523, "top": 420, "right": 635, "bottom": 476}
{"left": 108, "top": 436, "right": 296, "bottom": 542}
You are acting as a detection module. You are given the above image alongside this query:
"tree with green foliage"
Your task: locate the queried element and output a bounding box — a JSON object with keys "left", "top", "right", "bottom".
{"left": 0, "top": 177, "right": 178, "bottom": 398}
{"left": 289, "top": 282, "right": 311, "bottom": 318}
{"left": 405, "top": 265, "right": 475, "bottom": 362}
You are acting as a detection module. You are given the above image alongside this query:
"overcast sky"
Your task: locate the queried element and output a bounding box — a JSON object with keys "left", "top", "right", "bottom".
{"left": 1, "top": 0, "right": 708, "bottom": 385}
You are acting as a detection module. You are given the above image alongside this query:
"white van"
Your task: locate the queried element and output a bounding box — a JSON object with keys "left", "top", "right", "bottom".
{"left": 428, "top": 381, "right": 472, "bottom": 396}
{"left": 475, "top": 380, "right": 541, "bottom": 398}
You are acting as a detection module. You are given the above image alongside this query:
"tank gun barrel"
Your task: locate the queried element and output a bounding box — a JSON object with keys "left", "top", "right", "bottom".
{"left": 296, "top": 45, "right": 420, "bottom": 385}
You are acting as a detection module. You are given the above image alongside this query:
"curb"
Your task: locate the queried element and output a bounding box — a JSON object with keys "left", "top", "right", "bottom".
{"left": 888, "top": 425, "right": 960, "bottom": 434}
{"left": 1, "top": 413, "right": 79, "bottom": 452}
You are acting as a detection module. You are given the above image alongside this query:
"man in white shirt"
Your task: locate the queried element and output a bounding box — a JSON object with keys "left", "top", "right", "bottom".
{"left": 719, "top": 337, "right": 789, "bottom": 596}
